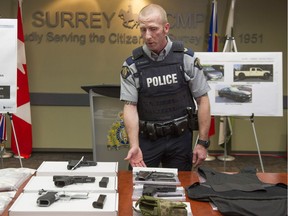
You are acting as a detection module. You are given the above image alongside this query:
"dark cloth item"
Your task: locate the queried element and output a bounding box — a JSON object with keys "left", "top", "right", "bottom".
{"left": 186, "top": 167, "right": 288, "bottom": 216}
{"left": 186, "top": 182, "right": 287, "bottom": 201}
{"left": 198, "top": 166, "right": 265, "bottom": 192}
{"left": 210, "top": 197, "right": 287, "bottom": 216}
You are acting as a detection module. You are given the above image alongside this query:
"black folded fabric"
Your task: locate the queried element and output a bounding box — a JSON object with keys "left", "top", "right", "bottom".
{"left": 186, "top": 166, "right": 287, "bottom": 216}
{"left": 198, "top": 166, "right": 265, "bottom": 192}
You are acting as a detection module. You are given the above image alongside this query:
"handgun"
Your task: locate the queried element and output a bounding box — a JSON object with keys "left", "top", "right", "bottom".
{"left": 142, "top": 184, "right": 177, "bottom": 196}
{"left": 37, "top": 190, "right": 89, "bottom": 207}
{"left": 53, "top": 175, "right": 95, "bottom": 187}
{"left": 67, "top": 160, "right": 97, "bottom": 170}
{"left": 136, "top": 171, "right": 175, "bottom": 181}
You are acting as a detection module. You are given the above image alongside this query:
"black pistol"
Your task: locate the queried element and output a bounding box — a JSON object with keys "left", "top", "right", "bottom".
{"left": 136, "top": 171, "right": 176, "bottom": 181}
{"left": 142, "top": 184, "right": 177, "bottom": 196}
{"left": 67, "top": 160, "right": 97, "bottom": 170}
{"left": 53, "top": 175, "right": 95, "bottom": 187}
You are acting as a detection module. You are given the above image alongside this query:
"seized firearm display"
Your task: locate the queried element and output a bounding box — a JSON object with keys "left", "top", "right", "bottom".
{"left": 37, "top": 190, "right": 89, "bottom": 207}
{"left": 135, "top": 171, "right": 176, "bottom": 182}
{"left": 67, "top": 159, "right": 97, "bottom": 170}
{"left": 142, "top": 184, "right": 177, "bottom": 196}
{"left": 53, "top": 175, "right": 96, "bottom": 187}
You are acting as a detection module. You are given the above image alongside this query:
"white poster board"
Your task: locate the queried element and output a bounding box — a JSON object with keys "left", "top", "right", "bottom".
{"left": 0, "top": 19, "right": 17, "bottom": 113}
{"left": 195, "top": 52, "right": 283, "bottom": 117}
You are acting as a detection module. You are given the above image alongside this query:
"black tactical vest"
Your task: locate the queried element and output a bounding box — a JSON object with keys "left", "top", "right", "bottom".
{"left": 186, "top": 167, "right": 288, "bottom": 216}
{"left": 132, "top": 42, "right": 196, "bottom": 122}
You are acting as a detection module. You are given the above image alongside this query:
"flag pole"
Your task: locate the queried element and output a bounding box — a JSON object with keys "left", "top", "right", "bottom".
{"left": 8, "top": 113, "right": 23, "bottom": 167}
{"left": 0, "top": 114, "right": 13, "bottom": 168}
{"left": 217, "top": 0, "right": 237, "bottom": 166}
{"left": 205, "top": 0, "right": 218, "bottom": 162}
{"left": 0, "top": 114, "right": 13, "bottom": 161}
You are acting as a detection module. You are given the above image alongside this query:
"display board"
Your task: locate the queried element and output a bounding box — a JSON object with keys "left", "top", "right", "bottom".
{"left": 0, "top": 19, "right": 17, "bottom": 113}
{"left": 195, "top": 52, "right": 283, "bottom": 116}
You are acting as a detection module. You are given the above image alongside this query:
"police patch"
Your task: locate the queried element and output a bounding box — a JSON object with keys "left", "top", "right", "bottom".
{"left": 121, "top": 66, "right": 131, "bottom": 79}
{"left": 194, "top": 58, "right": 203, "bottom": 70}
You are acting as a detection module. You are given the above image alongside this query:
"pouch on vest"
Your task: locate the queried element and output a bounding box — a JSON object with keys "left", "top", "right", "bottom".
{"left": 134, "top": 195, "right": 187, "bottom": 216}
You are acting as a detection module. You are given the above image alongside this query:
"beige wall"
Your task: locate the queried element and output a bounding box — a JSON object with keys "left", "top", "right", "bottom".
{"left": 0, "top": 0, "right": 287, "bottom": 155}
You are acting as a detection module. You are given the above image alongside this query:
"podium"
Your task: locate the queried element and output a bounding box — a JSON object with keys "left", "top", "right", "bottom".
{"left": 82, "top": 85, "right": 129, "bottom": 170}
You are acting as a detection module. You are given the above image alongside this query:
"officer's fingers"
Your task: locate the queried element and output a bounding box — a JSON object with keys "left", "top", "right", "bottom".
{"left": 139, "top": 160, "right": 147, "bottom": 167}
{"left": 192, "top": 152, "right": 197, "bottom": 164}
{"left": 193, "top": 152, "right": 202, "bottom": 167}
{"left": 193, "top": 159, "right": 200, "bottom": 168}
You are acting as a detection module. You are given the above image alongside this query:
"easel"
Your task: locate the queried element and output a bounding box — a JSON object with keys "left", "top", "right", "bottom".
{"left": 217, "top": 115, "right": 234, "bottom": 166}
{"left": 217, "top": 35, "right": 237, "bottom": 167}
{"left": 0, "top": 141, "right": 13, "bottom": 168}
{"left": 0, "top": 113, "right": 23, "bottom": 168}
{"left": 217, "top": 35, "right": 265, "bottom": 173}
{"left": 0, "top": 113, "right": 12, "bottom": 168}
{"left": 234, "top": 114, "right": 265, "bottom": 172}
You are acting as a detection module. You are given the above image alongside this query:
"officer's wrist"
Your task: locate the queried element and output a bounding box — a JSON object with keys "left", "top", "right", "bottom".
{"left": 197, "top": 139, "right": 210, "bottom": 149}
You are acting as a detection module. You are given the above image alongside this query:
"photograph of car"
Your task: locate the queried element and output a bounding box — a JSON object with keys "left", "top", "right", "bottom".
{"left": 203, "top": 65, "right": 224, "bottom": 81}
{"left": 218, "top": 86, "right": 252, "bottom": 103}
{"left": 233, "top": 64, "right": 273, "bottom": 82}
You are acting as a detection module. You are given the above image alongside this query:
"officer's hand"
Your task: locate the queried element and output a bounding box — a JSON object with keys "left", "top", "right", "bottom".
{"left": 192, "top": 144, "right": 207, "bottom": 167}
{"left": 124, "top": 146, "right": 146, "bottom": 167}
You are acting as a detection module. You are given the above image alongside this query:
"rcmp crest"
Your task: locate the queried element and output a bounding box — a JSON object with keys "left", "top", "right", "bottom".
{"left": 107, "top": 111, "right": 129, "bottom": 150}
{"left": 121, "top": 66, "right": 131, "bottom": 79}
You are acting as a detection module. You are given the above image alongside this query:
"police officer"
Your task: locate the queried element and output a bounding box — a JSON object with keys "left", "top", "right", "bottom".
{"left": 120, "top": 4, "right": 211, "bottom": 171}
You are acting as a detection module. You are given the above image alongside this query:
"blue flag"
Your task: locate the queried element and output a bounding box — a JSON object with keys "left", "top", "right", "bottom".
{"left": 208, "top": 0, "right": 218, "bottom": 52}
{"left": 0, "top": 114, "right": 7, "bottom": 142}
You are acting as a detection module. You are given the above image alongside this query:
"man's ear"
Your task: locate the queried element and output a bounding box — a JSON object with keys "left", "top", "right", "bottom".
{"left": 164, "top": 22, "right": 170, "bottom": 34}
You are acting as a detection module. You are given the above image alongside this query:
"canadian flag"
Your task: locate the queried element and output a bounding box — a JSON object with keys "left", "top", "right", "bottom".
{"left": 11, "top": 0, "right": 32, "bottom": 158}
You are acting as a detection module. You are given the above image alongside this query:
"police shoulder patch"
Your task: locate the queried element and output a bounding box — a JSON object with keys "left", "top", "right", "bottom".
{"left": 121, "top": 66, "right": 131, "bottom": 79}
{"left": 184, "top": 47, "right": 194, "bottom": 57}
{"left": 194, "top": 58, "right": 203, "bottom": 70}
{"left": 125, "top": 56, "right": 134, "bottom": 66}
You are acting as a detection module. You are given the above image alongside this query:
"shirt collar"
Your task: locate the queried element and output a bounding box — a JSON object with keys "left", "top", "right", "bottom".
{"left": 143, "top": 36, "right": 173, "bottom": 61}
